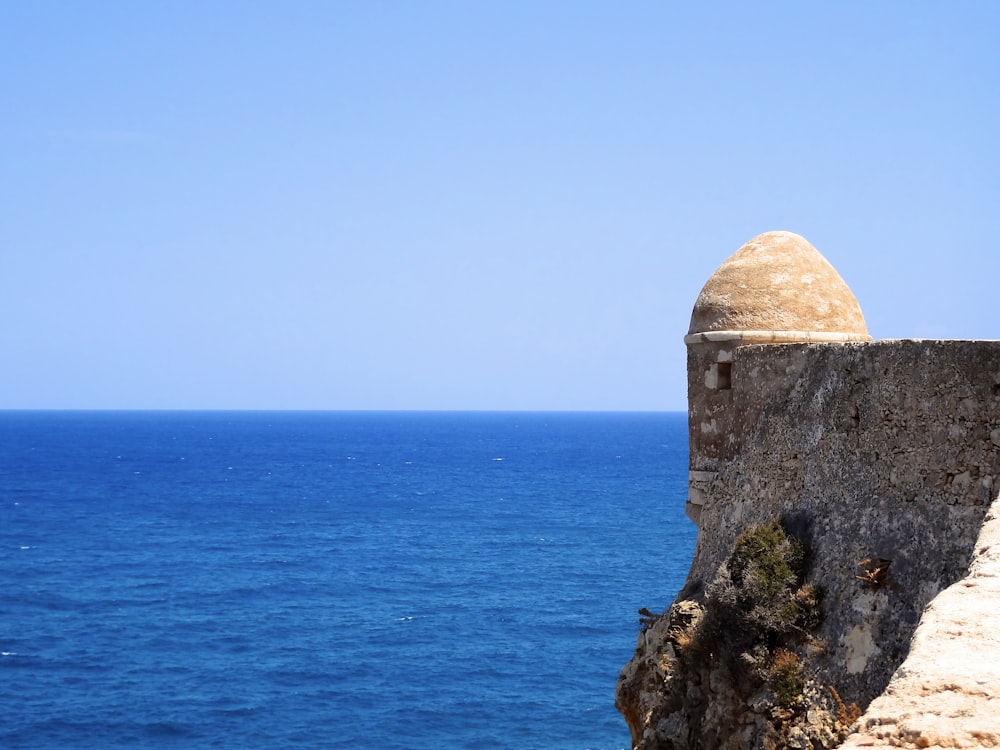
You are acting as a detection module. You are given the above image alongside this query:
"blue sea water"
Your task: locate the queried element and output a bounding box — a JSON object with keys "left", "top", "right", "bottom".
{"left": 0, "top": 411, "right": 695, "bottom": 749}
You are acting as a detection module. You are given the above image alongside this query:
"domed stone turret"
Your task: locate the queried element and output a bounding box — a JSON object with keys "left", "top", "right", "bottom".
{"left": 686, "top": 231, "right": 870, "bottom": 343}
{"left": 684, "top": 231, "right": 871, "bottom": 525}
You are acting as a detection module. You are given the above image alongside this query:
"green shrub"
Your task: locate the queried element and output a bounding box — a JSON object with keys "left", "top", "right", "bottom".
{"left": 728, "top": 519, "right": 804, "bottom": 593}
{"left": 729, "top": 520, "right": 803, "bottom": 611}
{"left": 699, "top": 517, "right": 823, "bottom": 713}
{"left": 712, "top": 519, "right": 821, "bottom": 644}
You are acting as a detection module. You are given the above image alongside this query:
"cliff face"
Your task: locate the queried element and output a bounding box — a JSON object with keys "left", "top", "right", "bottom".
{"left": 617, "top": 339, "right": 1000, "bottom": 750}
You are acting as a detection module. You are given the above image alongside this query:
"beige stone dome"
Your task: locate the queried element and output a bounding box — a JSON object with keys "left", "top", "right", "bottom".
{"left": 687, "top": 231, "right": 870, "bottom": 340}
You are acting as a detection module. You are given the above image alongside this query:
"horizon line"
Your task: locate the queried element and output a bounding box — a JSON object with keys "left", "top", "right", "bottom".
{"left": 0, "top": 407, "right": 687, "bottom": 415}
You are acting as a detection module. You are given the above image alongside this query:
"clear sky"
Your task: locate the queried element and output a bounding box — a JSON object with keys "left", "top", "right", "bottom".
{"left": 2, "top": 2, "right": 998, "bottom": 411}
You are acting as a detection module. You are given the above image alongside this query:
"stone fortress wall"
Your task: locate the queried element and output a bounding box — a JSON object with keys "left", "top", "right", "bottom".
{"left": 617, "top": 233, "right": 1000, "bottom": 749}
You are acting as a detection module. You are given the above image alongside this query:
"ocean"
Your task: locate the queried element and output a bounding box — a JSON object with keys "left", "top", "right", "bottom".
{"left": 0, "top": 411, "right": 695, "bottom": 749}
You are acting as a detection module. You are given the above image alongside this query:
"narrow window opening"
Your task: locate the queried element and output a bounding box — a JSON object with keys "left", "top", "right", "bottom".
{"left": 716, "top": 361, "right": 732, "bottom": 390}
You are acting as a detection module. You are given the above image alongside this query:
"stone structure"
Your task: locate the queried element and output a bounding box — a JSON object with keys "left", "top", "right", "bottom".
{"left": 685, "top": 231, "right": 871, "bottom": 525}
{"left": 617, "top": 232, "right": 1000, "bottom": 749}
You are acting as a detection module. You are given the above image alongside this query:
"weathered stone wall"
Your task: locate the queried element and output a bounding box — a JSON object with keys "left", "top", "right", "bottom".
{"left": 686, "top": 339, "right": 736, "bottom": 475}
{"left": 618, "top": 339, "right": 1000, "bottom": 749}
{"left": 840, "top": 494, "right": 1000, "bottom": 748}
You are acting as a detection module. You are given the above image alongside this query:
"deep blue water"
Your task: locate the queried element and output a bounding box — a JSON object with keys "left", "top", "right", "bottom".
{"left": 0, "top": 411, "right": 695, "bottom": 749}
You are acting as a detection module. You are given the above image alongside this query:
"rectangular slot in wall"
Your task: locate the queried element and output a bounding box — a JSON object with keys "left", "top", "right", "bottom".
{"left": 716, "top": 361, "right": 732, "bottom": 390}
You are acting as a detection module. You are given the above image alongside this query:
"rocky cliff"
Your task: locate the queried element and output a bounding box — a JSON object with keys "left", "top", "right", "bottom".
{"left": 617, "top": 339, "right": 1000, "bottom": 749}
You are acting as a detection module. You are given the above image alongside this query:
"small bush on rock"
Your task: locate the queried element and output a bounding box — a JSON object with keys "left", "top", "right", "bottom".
{"left": 709, "top": 519, "right": 821, "bottom": 650}
{"left": 704, "top": 518, "right": 822, "bottom": 708}
{"left": 626, "top": 518, "right": 846, "bottom": 749}
{"left": 770, "top": 648, "right": 803, "bottom": 707}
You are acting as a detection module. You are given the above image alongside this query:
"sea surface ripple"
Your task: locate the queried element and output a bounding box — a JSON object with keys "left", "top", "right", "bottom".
{"left": 0, "top": 411, "right": 694, "bottom": 749}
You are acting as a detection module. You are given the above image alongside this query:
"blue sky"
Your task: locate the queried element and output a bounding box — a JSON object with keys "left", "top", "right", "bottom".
{"left": 2, "top": 2, "right": 998, "bottom": 411}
